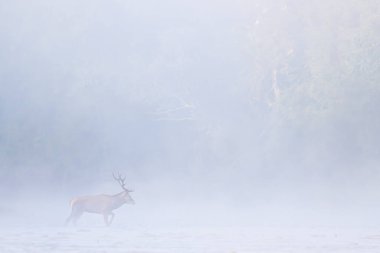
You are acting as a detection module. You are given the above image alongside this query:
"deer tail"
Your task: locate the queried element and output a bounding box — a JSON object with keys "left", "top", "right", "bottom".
{"left": 70, "top": 198, "right": 78, "bottom": 208}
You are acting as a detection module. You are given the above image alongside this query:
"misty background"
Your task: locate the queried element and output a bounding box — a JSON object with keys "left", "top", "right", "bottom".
{"left": 0, "top": 0, "right": 380, "bottom": 227}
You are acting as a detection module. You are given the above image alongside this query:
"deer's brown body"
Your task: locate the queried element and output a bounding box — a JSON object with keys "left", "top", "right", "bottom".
{"left": 65, "top": 174, "right": 134, "bottom": 226}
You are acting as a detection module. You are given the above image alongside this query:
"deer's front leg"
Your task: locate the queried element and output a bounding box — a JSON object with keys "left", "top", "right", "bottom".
{"left": 109, "top": 212, "right": 115, "bottom": 225}
{"left": 103, "top": 213, "right": 110, "bottom": 226}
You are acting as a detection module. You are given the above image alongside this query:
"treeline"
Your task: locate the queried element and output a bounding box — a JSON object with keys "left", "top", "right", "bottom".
{"left": 249, "top": 0, "right": 380, "bottom": 174}
{"left": 0, "top": 0, "right": 379, "bottom": 193}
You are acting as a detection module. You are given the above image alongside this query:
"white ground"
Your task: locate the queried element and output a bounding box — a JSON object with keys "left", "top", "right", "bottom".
{"left": 1, "top": 226, "right": 380, "bottom": 253}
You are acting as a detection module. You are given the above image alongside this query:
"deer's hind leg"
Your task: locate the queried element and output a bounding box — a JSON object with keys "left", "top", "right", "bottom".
{"left": 65, "top": 206, "right": 83, "bottom": 226}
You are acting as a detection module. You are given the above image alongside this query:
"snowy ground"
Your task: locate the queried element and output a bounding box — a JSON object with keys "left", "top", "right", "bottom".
{"left": 1, "top": 226, "right": 380, "bottom": 253}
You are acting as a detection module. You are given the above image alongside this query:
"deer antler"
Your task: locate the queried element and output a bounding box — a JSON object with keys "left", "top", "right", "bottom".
{"left": 113, "top": 172, "right": 133, "bottom": 192}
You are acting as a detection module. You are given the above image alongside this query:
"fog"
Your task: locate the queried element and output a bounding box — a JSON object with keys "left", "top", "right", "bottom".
{"left": 1, "top": 0, "right": 380, "bottom": 251}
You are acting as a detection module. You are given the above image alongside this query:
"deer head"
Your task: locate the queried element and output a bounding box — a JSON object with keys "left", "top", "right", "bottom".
{"left": 113, "top": 172, "right": 135, "bottom": 204}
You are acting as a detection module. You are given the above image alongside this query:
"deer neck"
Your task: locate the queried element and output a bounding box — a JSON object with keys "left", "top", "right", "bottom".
{"left": 111, "top": 191, "right": 127, "bottom": 207}
{"left": 113, "top": 191, "right": 125, "bottom": 197}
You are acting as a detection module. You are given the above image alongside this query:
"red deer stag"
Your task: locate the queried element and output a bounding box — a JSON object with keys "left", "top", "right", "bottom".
{"left": 65, "top": 173, "right": 134, "bottom": 226}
